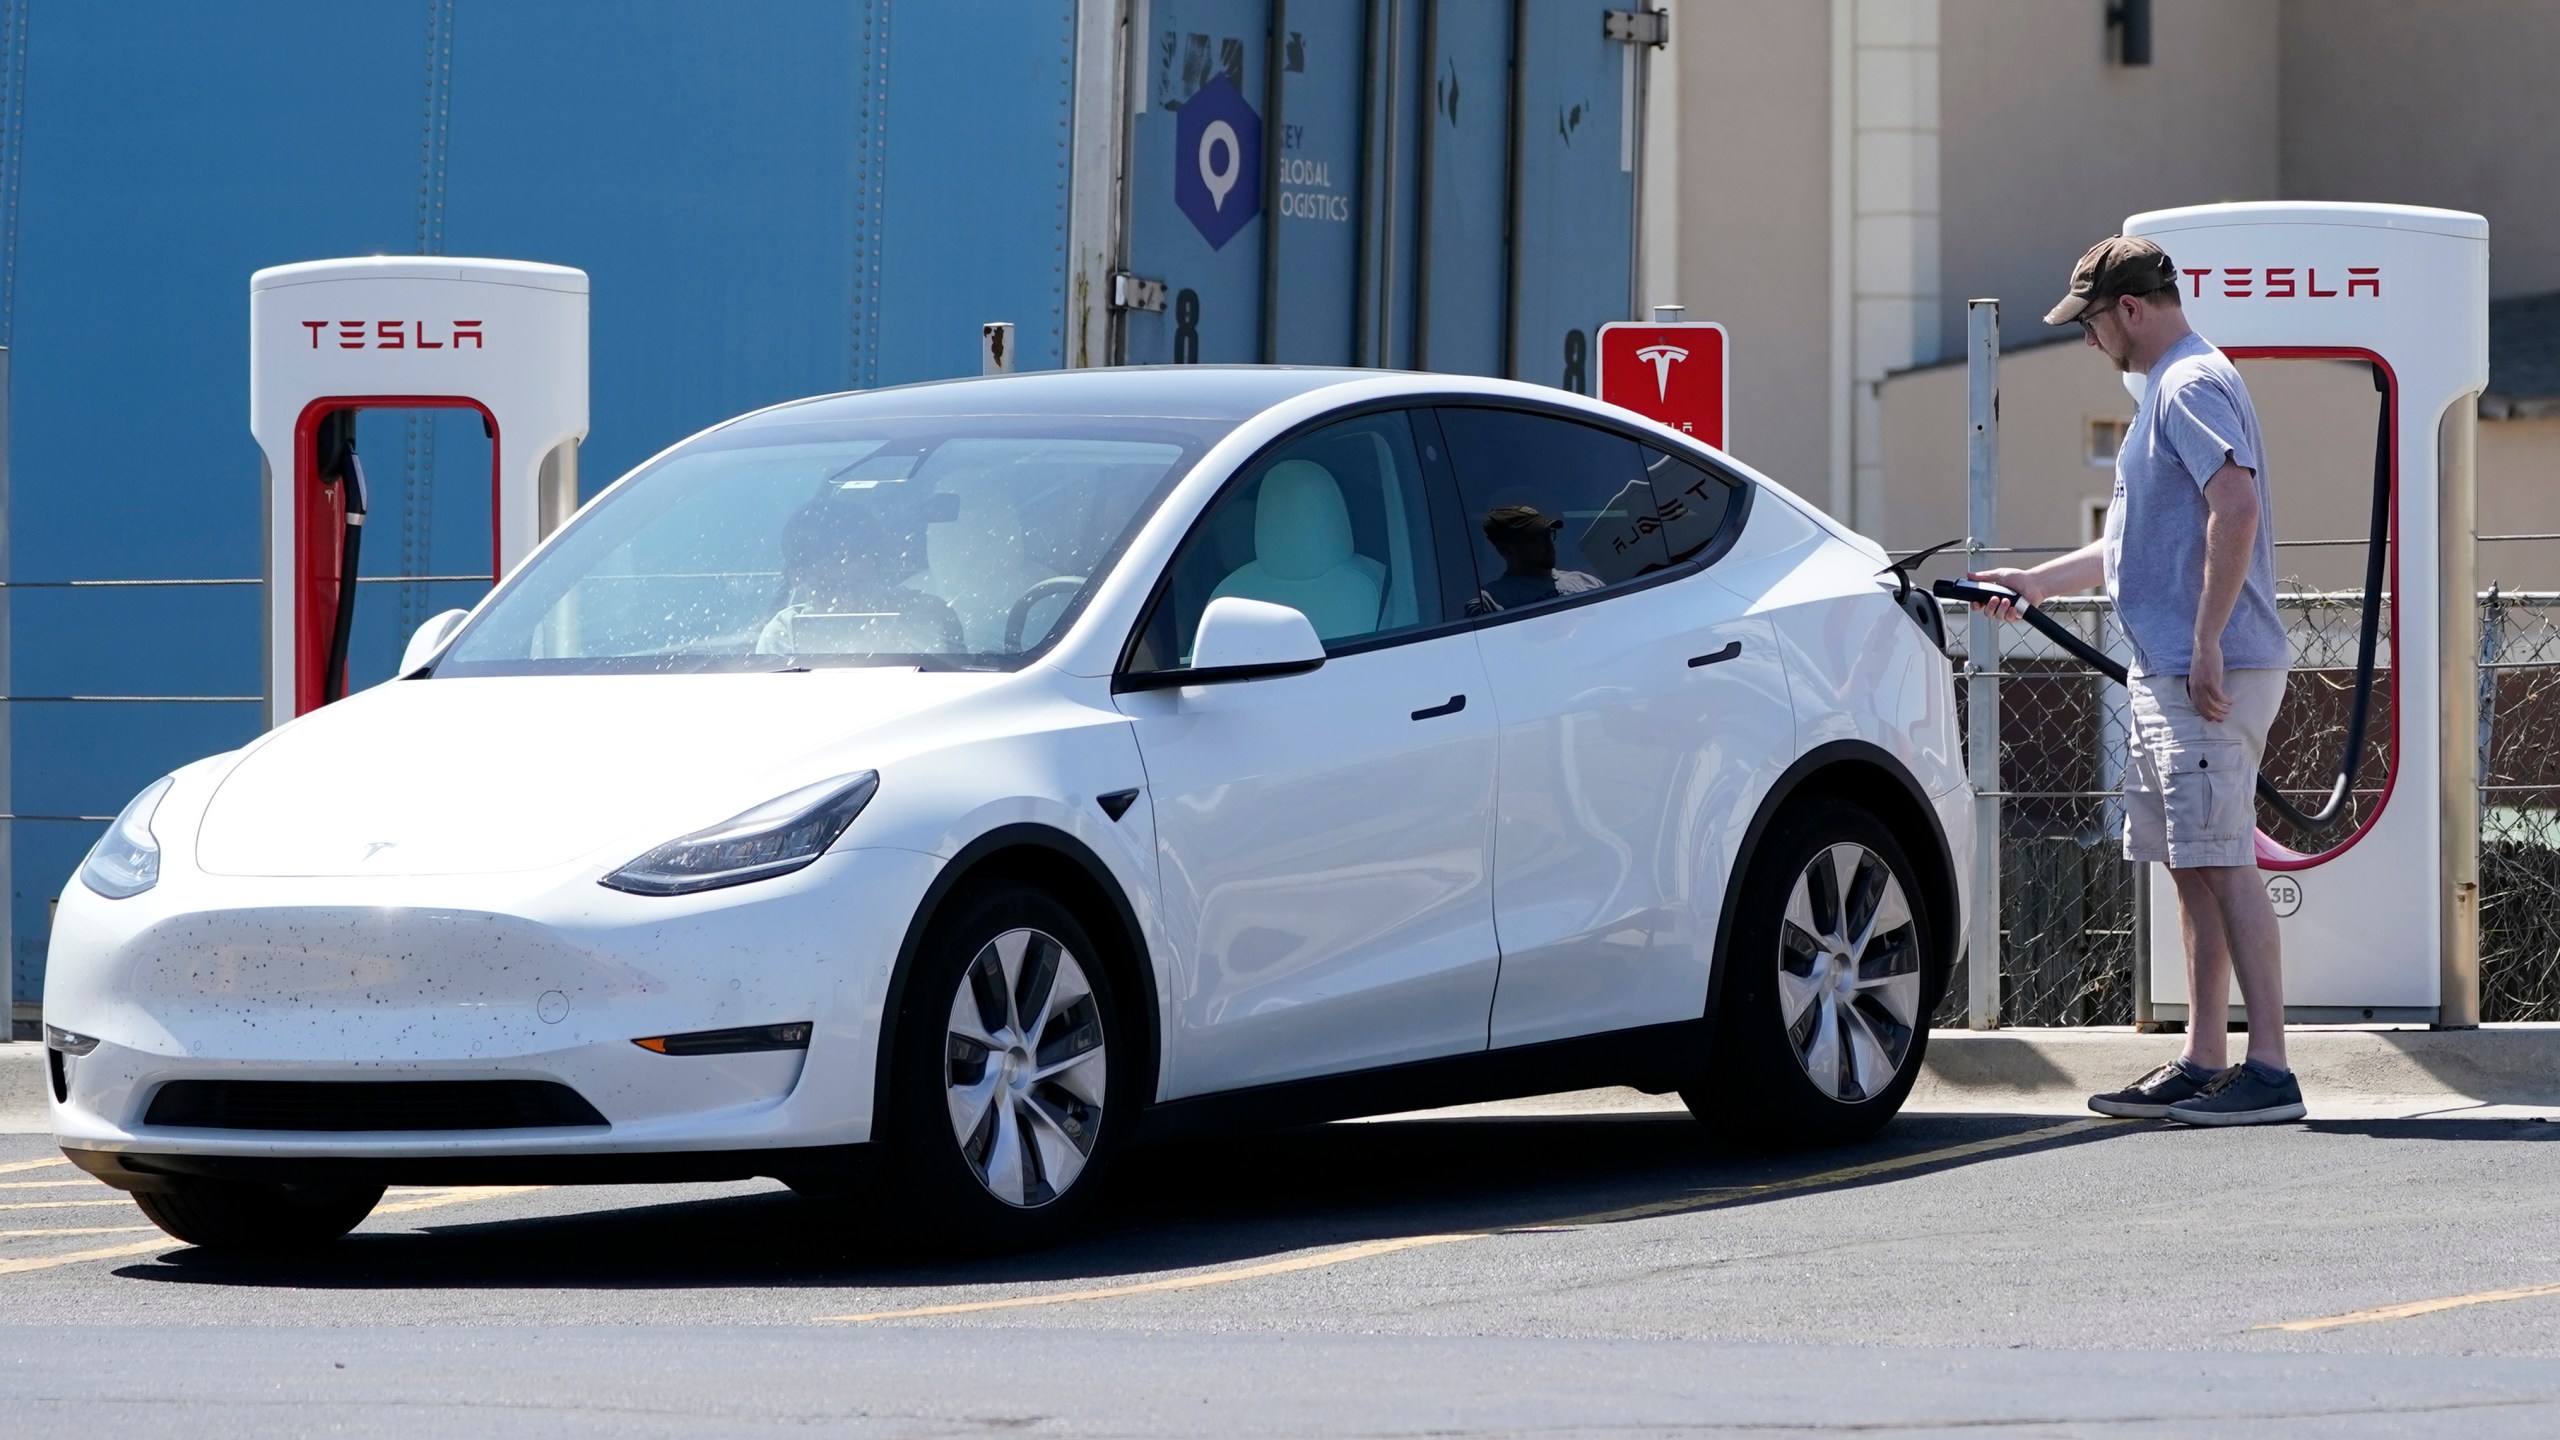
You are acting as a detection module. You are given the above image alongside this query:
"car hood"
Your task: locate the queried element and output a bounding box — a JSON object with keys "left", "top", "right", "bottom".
{"left": 194, "top": 670, "right": 1003, "bottom": 877}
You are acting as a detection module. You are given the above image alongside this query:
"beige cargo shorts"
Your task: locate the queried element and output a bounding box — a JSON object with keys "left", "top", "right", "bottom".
{"left": 2125, "top": 668, "right": 2288, "bottom": 871}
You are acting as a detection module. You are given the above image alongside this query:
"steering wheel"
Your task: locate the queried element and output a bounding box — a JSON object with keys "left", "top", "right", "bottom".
{"left": 1004, "top": 576, "right": 1086, "bottom": 652}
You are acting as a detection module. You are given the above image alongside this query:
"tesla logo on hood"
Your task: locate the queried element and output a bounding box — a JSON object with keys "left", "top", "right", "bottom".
{"left": 361, "top": 841, "right": 398, "bottom": 861}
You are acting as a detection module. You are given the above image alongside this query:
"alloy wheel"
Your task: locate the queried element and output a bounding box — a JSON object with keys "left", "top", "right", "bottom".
{"left": 1777, "top": 842, "right": 1923, "bottom": 1103}
{"left": 943, "top": 927, "right": 1108, "bottom": 1207}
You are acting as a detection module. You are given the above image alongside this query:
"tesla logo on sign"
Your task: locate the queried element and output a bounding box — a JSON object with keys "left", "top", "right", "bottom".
{"left": 299, "top": 319, "right": 485, "bottom": 350}
{"left": 1633, "top": 344, "right": 1689, "bottom": 400}
{"left": 1599, "top": 322, "right": 1729, "bottom": 449}
{"left": 2181, "top": 266, "right": 2380, "bottom": 300}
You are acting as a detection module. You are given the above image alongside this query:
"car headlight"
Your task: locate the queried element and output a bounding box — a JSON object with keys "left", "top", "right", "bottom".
{"left": 602, "top": 772, "right": 879, "bottom": 896}
{"left": 80, "top": 775, "right": 176, "bottom": 900}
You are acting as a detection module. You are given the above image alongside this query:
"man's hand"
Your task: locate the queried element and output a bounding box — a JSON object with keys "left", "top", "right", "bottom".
{"left": 2188, "top": 635, "right": 2231, "bottom": 722}
{"left": 1962, "top": 567, "right": 2048, "bottom": 623}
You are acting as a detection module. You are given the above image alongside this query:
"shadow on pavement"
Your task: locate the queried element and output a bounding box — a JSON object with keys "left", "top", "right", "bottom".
{"left": 2302, "top": 1116, "right": 2560, "bottom": 1143}
{"left": 100, "top": 1110, "right": 2142, "bottom": 1294}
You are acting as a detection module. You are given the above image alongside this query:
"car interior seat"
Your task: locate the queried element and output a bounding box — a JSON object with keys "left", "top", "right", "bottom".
{"left": 1209, "top": 459, "right": 1386, "bottom": 642}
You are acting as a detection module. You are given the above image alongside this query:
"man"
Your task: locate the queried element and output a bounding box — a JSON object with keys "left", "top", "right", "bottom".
{"left": 1966, "top": 235, "right": 2304, "bottom": 1126}
{"left": 1469, "top": 504, "right": 1603, "bottom": 613}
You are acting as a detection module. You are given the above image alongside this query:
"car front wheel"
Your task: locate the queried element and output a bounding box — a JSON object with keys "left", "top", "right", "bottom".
{"left": 1689, "top": 797, "right": 1938, "bottom": 1147}
{"left": 885, "top": 881, "right": 1125, "bottom": 1250}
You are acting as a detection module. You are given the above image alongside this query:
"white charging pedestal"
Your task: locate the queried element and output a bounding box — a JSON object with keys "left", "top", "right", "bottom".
{"left": 250, "top": 257, "right": 589, "bottom": 728}
{"left": 2126, "top": 202, "right": 2488, "bottom": 1026}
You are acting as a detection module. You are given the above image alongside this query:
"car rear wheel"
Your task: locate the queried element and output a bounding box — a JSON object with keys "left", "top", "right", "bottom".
{"left": 1688, "top": 797, "right": 1938, "bottom": 1148}
{"left": 130, "top": 1177, "right": 384, "bottom": 1252}
{"left": 884, "top": 881, "right": 1124, "bottom": 1250}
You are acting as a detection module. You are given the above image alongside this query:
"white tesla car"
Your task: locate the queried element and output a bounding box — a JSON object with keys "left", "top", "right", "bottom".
{"left": 45, "top": 368, "right": 1967, "bottom": 1251}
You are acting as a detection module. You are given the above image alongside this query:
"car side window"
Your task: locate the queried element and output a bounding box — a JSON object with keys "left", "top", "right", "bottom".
{"left": 1126, "top": 409, "right": 1446, "bottom": 673}
{"left": 1435, "top": 406, "right": 1742, "bottom": 616}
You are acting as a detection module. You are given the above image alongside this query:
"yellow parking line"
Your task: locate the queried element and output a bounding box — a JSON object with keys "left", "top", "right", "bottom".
{"left": 2260, "top": 1281, "right": 2560, "bottom": 1333}
{"left": 0, "top": 1185, "right": 547, "bottom": 1277}
{"left": 0, "top": 1226, "right": 156, "bottom": 1238}
{"left": 0, "top": 1180, "right": 100, "bottom": 1189}
{"left": 821, "top": 1117, "right": 2120, "bottom": 1324}
{"left": 0, "top": 1158, "right": 68, "bottom": 1175}
{"left": 373, "top": 1185, "right": 547, "bottom": 1216}
{"left": 0, "top": 1200, "right": 127, "bottom": 1211}
{"left": 0, "top": 1239, "right": 176, "bottom": 1275}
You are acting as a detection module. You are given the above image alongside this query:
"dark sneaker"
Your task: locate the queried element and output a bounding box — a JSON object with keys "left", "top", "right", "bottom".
{"left": 2088, "top": 1060, "right": 2215, "bottom": 1118}
{"left": 2166, "top": 1061, "right": 2307, "bottom": 1126}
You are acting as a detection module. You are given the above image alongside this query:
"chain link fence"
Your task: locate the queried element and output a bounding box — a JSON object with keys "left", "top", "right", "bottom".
{"left": 1929, "top": 582, "right": 2560, "bottom": 1028}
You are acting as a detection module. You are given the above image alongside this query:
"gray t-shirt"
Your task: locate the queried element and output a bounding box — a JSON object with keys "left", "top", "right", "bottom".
{"left": 2102, "top": 331, "right": 2287, "bottom": 677}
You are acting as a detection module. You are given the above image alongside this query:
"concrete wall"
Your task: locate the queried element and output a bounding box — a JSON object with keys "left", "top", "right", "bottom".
{"left": 1938, "top": 0, "right": 2280, "bottom": 356}
{"left": 2281, "top": 0, "right": 2560, "bottom": 301}
{"left": 1669, "top": 0, "right": 1835, "bottom": 497}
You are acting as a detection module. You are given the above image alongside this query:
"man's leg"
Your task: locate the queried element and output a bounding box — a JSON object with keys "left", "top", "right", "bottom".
{"left": 2198, "top": 863, "right": 2286, "bottom": 1071}
{"left": 2170, "top": 866, "right": 2232, "bottom": 1071}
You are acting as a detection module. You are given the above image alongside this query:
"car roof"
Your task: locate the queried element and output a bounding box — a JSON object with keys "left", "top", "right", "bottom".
{"left": 735, "top": 366, "right": 1390, "bottom": 429}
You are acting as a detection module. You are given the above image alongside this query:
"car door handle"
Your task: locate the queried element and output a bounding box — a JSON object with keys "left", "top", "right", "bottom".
{"left": 1688, "top": 639, "right": 1743, "bottom": 669}
{"left": 1410, "top": 694, "right": 1467, "bottom": 721}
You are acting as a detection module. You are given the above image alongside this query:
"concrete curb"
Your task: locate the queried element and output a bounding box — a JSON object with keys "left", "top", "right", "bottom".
{"left": 1913, "top": 1024, "right": 2560, "bottom": 1118}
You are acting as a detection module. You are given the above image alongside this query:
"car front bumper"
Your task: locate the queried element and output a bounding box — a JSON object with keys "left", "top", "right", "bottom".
{"left": 42, "top": 846, "right": 942, "bottom": 1178}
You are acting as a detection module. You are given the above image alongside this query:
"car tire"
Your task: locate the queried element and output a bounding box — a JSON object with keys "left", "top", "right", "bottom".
{"left": 130, "top": 1178, "right": 384, "bottom": 1252}
{"left": 883, "top": 880, "right": 1126, "bottom": 1251}
{"left": 1687, "top": 797, "right": 1939, "bottom": 1149}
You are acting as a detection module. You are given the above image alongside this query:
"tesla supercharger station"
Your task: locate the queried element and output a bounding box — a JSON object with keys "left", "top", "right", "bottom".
{"left": 250, "top": 257, "right": 589, "bottom": 728}
{"left": 2126, "top": 202, "right": 2488, "bottom": 1027}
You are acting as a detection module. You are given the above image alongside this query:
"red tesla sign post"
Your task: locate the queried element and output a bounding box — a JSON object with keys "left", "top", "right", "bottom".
{"left": 1597, "top": 320, "right": 1730, "bottom": 450}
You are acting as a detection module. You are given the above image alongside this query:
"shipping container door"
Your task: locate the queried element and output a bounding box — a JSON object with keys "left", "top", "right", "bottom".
{"left": 1126, "top": 2, "right": 1273, "bottom": 365}
{"left": 1415, "top": 3, "right": 1513, "bottom": 376}
{"left": 1506, "top": 4, "right": 1636, "bottom": 396}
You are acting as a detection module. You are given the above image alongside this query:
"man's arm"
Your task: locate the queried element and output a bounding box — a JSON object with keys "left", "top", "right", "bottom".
{"left": 1964, "top": 540, "right": 2107, "bottom": 623}
{"left": 2187, "top": 459, "right": 2260, "bottom": 721}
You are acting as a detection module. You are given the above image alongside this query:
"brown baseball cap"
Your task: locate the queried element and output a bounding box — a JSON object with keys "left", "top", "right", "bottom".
{"left": 2045, "top": 235, "right": 2179, "bottom": 325}
{"left": 1483, "top": 504, "right": 1563, "bottom": 542}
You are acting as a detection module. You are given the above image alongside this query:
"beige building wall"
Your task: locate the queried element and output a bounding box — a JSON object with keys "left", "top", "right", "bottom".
{"left": 1667, "top": 0, "right": 1836, "bottom": 498}
{"left": 1938, "top": 0, "right": 2280, "bottom": 356}
{"left": 1876, "top": 338, "right": 2129, "bottom": 566}
{"left": 2478, "top": 418, "right": 2560, "bottom": 587}
{"left": 2281, "top": 0, "right": 2560, "bottom": 301}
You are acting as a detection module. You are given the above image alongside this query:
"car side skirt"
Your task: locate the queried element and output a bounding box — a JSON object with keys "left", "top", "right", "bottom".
{"left": 1126, "top": 1020, "right": 1708, "bottom": 1148}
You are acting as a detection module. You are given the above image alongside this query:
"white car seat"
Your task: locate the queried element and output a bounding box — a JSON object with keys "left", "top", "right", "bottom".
{"left": 1208, "top": 459, "right": 1386, "bottom": 642}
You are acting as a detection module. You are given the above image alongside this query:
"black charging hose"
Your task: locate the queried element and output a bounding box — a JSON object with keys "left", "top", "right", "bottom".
{"left": 322, "top": 452, "right": 368, "bottom": 705}
{"left": 1935, "top": 561, "right": 2381, "bottom": 834}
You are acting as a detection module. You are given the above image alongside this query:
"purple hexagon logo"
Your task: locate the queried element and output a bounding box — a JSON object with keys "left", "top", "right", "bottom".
{"left": 1174, "top": 73, "right": 1262, "bottom": 251}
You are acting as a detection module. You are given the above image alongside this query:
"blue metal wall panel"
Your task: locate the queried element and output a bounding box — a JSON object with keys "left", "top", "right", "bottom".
{"left": 877, "top": 3, "right": 1078, "bottom": 381}
{"left": 7, "top": 2, "right": 423, "bottom": 999}
{"left": 5, "top": 1, "right": 1077, "bottom": 1004}
{"left": 1418, "top": 5, "right": 1510, "bottom": 376}
{"left": 1506, "top": 1, "right": 1633, "bottom": 394}
{"left": 1268, "top": 0, "right": 1364, "bottom": 365}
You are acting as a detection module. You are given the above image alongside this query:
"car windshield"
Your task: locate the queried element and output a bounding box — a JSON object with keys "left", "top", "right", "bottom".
{"left": 435, "top": 412, "right": 1223, "bottom": 675}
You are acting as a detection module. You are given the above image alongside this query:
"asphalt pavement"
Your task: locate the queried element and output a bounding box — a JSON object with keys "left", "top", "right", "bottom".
{"left": 5, "top": 1088, "right": 2560, "bottom": 1437}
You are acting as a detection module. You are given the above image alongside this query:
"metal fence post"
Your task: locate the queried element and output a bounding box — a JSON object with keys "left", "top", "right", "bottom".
{"left": 1965, "top": 301, "right": 2001, "bottom": 1029}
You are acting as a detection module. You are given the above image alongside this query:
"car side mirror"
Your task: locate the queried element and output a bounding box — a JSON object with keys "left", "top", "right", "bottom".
{"left": 1119, "top": 597, "right": 1326, "bottom": 691}
{"left": 398, "top": 608, "right": 472, "bottom": 678}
